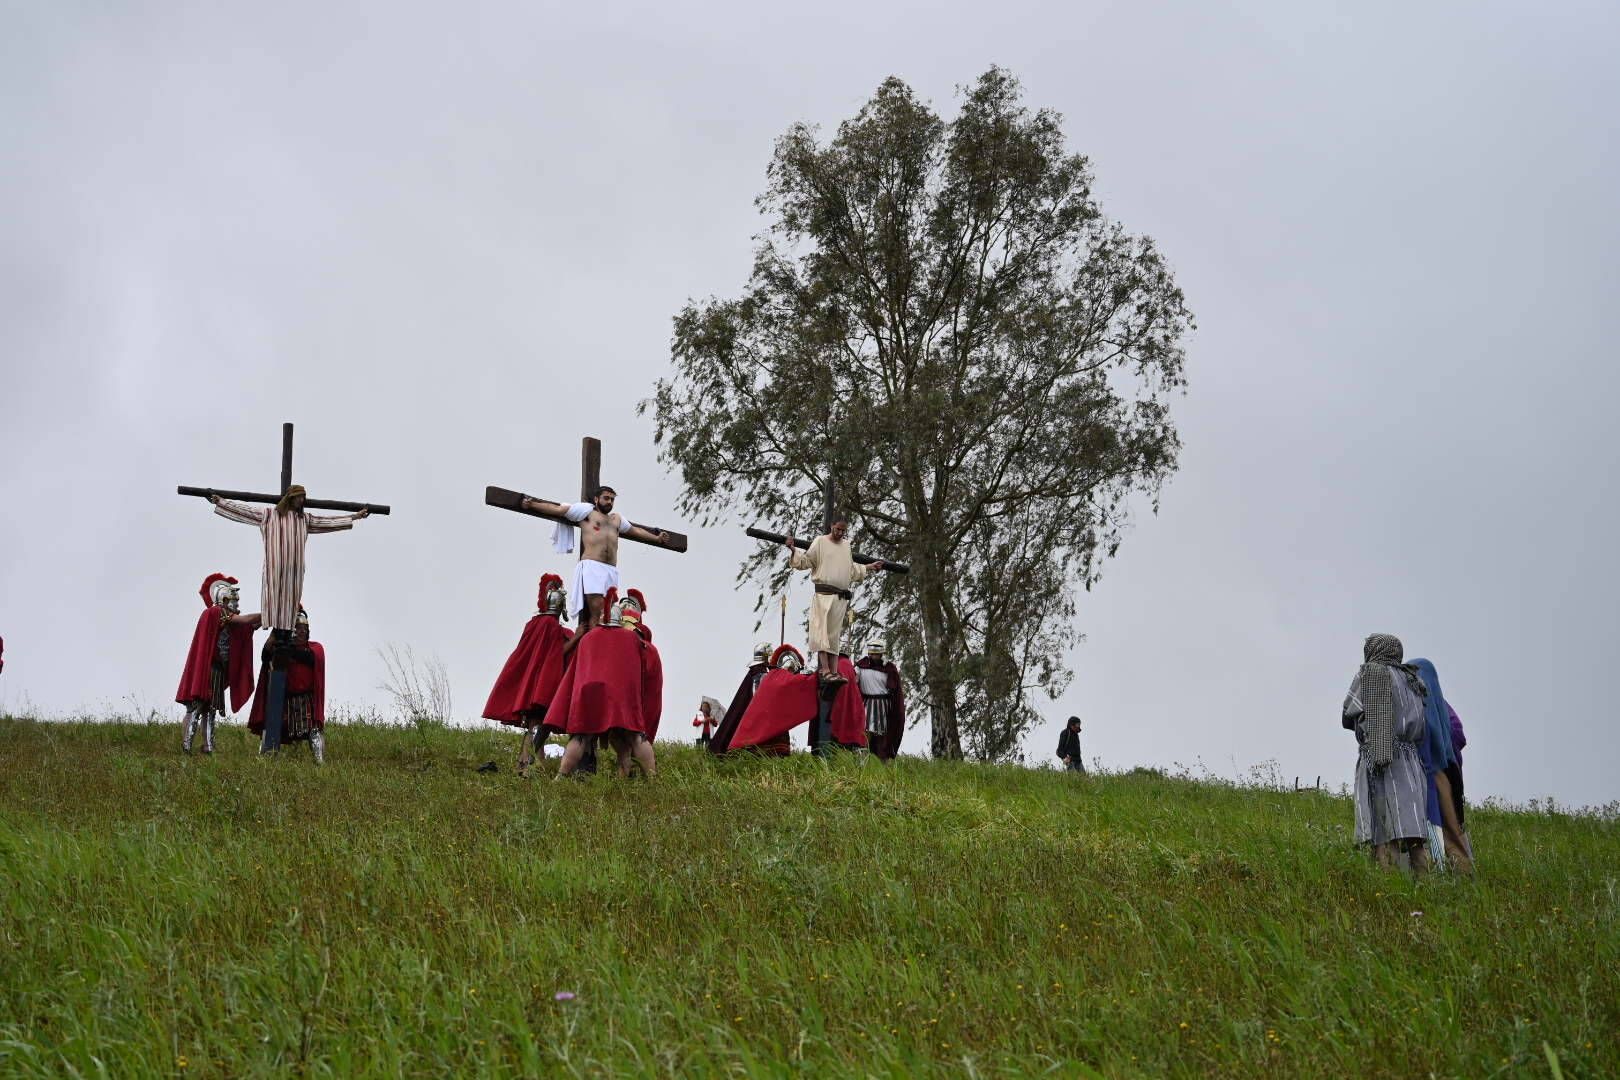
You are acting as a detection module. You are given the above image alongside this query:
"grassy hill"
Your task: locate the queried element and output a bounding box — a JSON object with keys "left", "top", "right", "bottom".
{"left": 0, "top": 717, "right": 1614, "bottom": 1078}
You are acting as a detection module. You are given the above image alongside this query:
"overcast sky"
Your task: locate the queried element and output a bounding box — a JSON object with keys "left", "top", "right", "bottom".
{"left": 3, "top": 1, "right": 1616, "bottom": 808}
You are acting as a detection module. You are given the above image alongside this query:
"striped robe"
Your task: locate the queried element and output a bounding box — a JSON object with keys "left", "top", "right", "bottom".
{"left": 215, "top": 500, "right": 361, "bottom": 630}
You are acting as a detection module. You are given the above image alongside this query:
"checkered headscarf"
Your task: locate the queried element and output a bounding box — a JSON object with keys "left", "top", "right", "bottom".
{"left": 1359, "top": 633, "right": 1425, "bottom": 767}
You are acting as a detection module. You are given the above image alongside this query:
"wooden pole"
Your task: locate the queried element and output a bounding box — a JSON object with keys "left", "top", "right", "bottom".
{"left": 822, "top": 474, "right": 836, "bottom": 534}
{"left": 280, "top": 422, "right": 294, "bottom": 496}
{"left": 581, "top": 437, "right": 601, "bottom": 502}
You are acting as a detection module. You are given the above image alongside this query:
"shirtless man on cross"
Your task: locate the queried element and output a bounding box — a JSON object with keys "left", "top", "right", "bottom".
{"left": 523, "top": 485, "right": 667, "bottom": 643}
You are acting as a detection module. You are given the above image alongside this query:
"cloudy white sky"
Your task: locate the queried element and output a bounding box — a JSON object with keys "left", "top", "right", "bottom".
{"left": 3, "top": 2, "right": 1616, "bottom": 808}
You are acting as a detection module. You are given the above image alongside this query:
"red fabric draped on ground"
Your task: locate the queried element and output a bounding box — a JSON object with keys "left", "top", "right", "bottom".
{"left": 545, "top": 627, "right": 656, "bottom": 737}
{"left": 829, "top": 655, "right": 867, "bottom": 748}
{"left": 174, "top": 607, "right": 257, "bottom": 713}
{"left": 710, "top": 663, "right": 788, "bottom": 755}
{"left": 247, "top": 642, "right": 326, "bottom": 733}
{"left": 730, "top": 669, "right": 820, "bottom": 749}
{"left": 482, "top": 615, "right": 572, "bottom": 726}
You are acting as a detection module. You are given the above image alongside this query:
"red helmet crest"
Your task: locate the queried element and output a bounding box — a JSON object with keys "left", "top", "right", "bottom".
{"left": 198, "top": 572, "right": 238, "bottom": 608}
{"left": 769, "top": 644, "right": 805, "bottom": 670}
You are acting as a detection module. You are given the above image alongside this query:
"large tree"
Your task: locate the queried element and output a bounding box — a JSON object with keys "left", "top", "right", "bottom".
{"left": 646, "top": 68, "right": 1192, "bottom": 761}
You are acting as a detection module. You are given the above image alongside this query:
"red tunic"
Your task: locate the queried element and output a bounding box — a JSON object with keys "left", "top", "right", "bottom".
{"left": 544, "top": 627, "right": 656, "bottom": 738}
{"left": 482, "top": 614, "right": 573, "bottom": 726}
{"left": 730, "top": 669, "right": 819, "bottom": 750}
{"left": 247, "top": 642, "right": 326, "bottom": 733}
{"left": 174, "top": 606, "right": 257, "bottom": 713}
{"left": 829, "top": 655, "right": 867, "bottom": 748}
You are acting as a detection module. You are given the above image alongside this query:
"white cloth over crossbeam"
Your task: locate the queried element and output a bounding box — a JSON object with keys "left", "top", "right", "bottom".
{"left": 551, "top": 502, "right": 632, "bottom": 554}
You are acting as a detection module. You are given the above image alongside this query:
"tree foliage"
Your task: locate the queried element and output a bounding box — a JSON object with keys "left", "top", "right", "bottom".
{"left": 645, "top": 68, "right": 1192, "bottom": 760}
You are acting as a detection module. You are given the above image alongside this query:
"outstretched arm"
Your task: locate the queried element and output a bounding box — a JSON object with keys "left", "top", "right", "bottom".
{"left": 623, "top": 522, "right": 670, "bottom": 546}
{"left": 211, "top": 494, "right": 266, "bottom": 526}
{"left": 226, "top": 612, "right": 262, "bottom": 628}
{"left": 307, "top": 507, "right": 370, "bottom": 534}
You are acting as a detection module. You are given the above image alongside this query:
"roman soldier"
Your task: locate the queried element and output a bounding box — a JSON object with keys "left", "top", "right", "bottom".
{"left": 708, "top": 642, "right": 775, "bottom": 755}
{"left": 248, "top": 608, "right": 326, "bottom": 763}
{"left": 547, "top": 588, "right": 659, "bottom": 779}
{"left": 727, "top": 644, "right": 821, "bottom": 753}
{"left": 483, "top": 572, "right": 573, "bottom": 776}
{"left": 175, "top": 573, "right": 261, "bottom": 754}
{"left": 855, "top": 639, "right": 906, "bottom": 761}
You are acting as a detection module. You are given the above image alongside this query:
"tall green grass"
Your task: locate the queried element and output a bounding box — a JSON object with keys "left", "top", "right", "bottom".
{"left": 0, "top": 716, "right": 1614, "bottom": 1078}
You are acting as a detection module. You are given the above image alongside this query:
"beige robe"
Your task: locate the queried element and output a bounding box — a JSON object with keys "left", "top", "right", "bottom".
{"left": 790, "top": 535, "right": 870, "bottom": 654}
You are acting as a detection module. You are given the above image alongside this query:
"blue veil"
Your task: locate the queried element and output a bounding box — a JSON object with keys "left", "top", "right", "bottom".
{"left": 1408, "top": 658, "right": 1456, "bottom": 774}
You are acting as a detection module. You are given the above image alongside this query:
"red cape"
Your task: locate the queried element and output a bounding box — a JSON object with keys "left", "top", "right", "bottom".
{"left": 175, "top": 606, "right": 257, "bottom": 713}
{"left": 248, "top": 641, "right": 326, "bottom": 733}
{"left": 856, "top": 656, "right": 906, "bottom": 760}
{"left": 730, "top": 668, "right": 820, "bottom": 750}
{"left": 544, "top": 627, "right": 655, "bottom": 738}
{"left": 482, "top": 614, "right": 573, "bottom": 726}
{"left": 830, "top": 656, "right": 867, "bottom": 748}
{"left": 641, "top": 639, "right": 664, "bottom": 743}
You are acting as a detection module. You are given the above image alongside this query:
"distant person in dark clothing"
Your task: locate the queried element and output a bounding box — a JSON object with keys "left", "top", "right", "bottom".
{"left": 1057, "top": 716, "right": 1085, "bottom": 773}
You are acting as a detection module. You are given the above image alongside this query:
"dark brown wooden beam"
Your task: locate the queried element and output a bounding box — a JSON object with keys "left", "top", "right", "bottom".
{"left": 280, "top": 422, "right": 294, "bottom": 496}
{"left": 178, "top": 486, "right": 391, "bottom": 515}
{"left": 745, "top": 526, "right": 907, "bottom": 574}
{"left": 580, "top": 437, "right": 601, "bottom": 502}
{"left": 486, "top": 485, "right": 687, "bottom": 553}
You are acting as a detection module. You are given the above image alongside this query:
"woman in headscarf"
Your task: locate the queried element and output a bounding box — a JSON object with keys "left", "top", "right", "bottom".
{"left": 1409, "top": 657, "right": 1474, "bottom": 873}
{"left": 1342, "top": 634, "right": 1431, "bottom": 873}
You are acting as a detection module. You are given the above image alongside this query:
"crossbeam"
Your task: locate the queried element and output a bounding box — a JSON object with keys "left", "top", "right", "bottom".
{"left": 177, "top": 486, "right": 390, "bottom": 515}
{"left": 177, "top": 421, "right": 390, "bottom": 513}
{"left": 745, "top": 527, "right": 907, "bottom": 574}
{"left": 486, "top": 485, "right": 687, "bottom": 553}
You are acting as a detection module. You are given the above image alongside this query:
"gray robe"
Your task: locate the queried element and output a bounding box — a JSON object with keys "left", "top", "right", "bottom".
{"left": 1344, "top": 667, "right": 1429, "bottom": 845}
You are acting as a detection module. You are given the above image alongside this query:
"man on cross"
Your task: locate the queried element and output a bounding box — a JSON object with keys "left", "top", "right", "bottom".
{"left": 526, "top": 485, "right": 667, "bottom": 636}
{"left": 209, "top": 486, "right": 371, "bottom": 633}
{"left": 785, "top": 514, "right": 884, "bottom": 685}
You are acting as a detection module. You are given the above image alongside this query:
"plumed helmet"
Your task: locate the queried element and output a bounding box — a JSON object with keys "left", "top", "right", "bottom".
{"left": 199, "top": 572, "right": 239, "bottom": 609}
{"left": 770, "top": 643, "right": 805, "bottom": 672}
{"left": 624, "top": 588, "right": 647, "bottom": 614}
{"left": 537, "top": 573, "right": 566, "bottom": 615}
{"left": 618, "top": 604, "right": 642, "bottom": 631}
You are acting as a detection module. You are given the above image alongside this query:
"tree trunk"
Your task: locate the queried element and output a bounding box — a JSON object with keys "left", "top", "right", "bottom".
{"left": 917, "top": 563, "right": 963, "bottom": 760}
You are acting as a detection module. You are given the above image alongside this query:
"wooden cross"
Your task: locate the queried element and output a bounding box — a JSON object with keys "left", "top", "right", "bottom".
{"left": 177, "top": 421, "right": 392, "bottom": 514}
{"left": 484, "top": 435, "right": 689, "bottom": 553}
{"left": 177, "top": 420, "right": 389, "bottom": 752}
{"left": 746, "top": 474, "right": 906, "bottom": 756}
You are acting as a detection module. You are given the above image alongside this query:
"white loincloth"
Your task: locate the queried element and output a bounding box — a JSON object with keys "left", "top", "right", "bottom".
{"left": 569, "top": 558, "right": 620, "bottom": 622}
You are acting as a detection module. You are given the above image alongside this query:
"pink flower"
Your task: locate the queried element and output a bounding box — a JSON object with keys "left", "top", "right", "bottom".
{"left": 554, "top": 991, "right": 576, "bottom": 1002}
